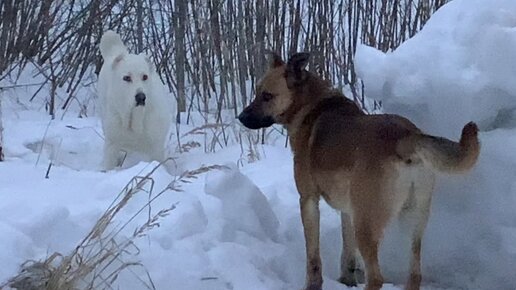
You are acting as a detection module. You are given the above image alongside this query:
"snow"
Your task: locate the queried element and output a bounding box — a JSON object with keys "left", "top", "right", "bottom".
{"left": 355, "top": 0, "right": 516, "bottom": 137}
{"left": 1, "top": 0, "right": 516, "bottom": 289}
{"left": 205, "top": 163, "right": 280, "bottom": 242}
{"left": 355, "top": 0, "right": 516, "bottom": 289}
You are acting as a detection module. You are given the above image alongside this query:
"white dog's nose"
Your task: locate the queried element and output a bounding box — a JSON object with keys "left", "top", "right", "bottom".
{"left": 135, "top": 92, "right": 146, "bottom": 106}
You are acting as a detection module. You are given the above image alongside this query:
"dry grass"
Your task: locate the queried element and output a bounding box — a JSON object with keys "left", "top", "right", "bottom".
{"left": 1, "top": 162, "right": 225, "bottom": 290}
{"left": 179, "top": 122, "right": 234, "bottom": 154}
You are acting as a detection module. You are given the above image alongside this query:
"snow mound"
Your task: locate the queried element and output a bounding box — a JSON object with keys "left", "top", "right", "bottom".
{"left": 3, "top": 1, "right": 516, "bottom": 289}
{"left": 205, "top": 163, "right": 280, "bottom": 242}
{"left": 356, "top": 0, "right": 516, "bottom": 289}
{"left": 355, "top": 0, "right": 516, "bottom": 136}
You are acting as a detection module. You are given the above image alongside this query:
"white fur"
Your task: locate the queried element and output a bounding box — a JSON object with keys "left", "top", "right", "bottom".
{"left": 97, "top": 30, "right": 175, "bottom": 170}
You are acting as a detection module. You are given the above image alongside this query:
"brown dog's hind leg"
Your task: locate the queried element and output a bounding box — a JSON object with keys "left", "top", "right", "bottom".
{"left": 355, "top": 218, "right": 384, "bottom": 290}
{"left": 350, "top": 168, "right": 389, "bottom": 290}
{"left": 405, "top": 197, "right": 432, "bottom": 290}
{"left": 402, "top": 173, "right": 434, "bottom": 290}
{"left": 300, "top": 196, "right": 323, "bottom": 290}
{"left": 338, "top": 212, "right": 364, "bottom": 286}
{"left": 406, "top": 237, "right": 423, "bottom": 290}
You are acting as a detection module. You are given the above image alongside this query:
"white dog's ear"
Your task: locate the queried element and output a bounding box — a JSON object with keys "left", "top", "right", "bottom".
{"left": 112, "top": 54, "right": 124, "bottom": 68}
{"left": 140, "top": 53, "right": 156, "bottom": 71}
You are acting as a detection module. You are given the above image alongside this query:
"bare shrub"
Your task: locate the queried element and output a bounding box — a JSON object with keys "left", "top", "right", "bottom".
{"left": 0, "top": 0, "right": 449, "bottom": 120}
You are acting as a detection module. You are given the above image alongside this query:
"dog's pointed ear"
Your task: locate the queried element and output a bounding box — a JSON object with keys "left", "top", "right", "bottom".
{"left": 286, "top": 52, "right": 310, "bottom": 86}
{"left": 141, "top": 53, "right": 152, "bottom": 66}
{"left": 112, "top": 54, "right": 124, "bottom": 68}
{"left": 265, "top": 50, "right": 284, "bottom": 68}
{"left": 287, "top": 52, "right": 310, "bottom": 72}
{"left": 140, "top": 52, "right": 157, "bottom": 71}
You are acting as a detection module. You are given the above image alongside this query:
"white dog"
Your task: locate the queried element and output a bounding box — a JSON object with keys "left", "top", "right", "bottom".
{"left": 97, "top": 30, "right": 175, "bottom": 170}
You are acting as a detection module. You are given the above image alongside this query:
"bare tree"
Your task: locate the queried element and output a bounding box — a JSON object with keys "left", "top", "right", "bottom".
{"left": 0, "top": 96, "right": 3, "bottom": 161}
{"left": 174, "top": 0, "right": 187, "bottom": 122}
{"left": 0, "top": 0, "right": 450, "bottom": 151}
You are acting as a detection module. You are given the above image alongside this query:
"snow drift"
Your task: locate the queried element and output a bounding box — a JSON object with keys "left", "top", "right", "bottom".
{"left": 1, "top": 0, "right": 516, "bottom": 289}
{"left": 356, "top": 0, "right": 516, "bottom": 288}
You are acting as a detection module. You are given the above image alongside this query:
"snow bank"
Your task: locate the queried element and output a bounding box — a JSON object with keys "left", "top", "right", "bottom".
{"left": 356, "top": 0, "right": 516, "bottom": 288}
{"left": 355, "top": 0, "right": 516, "bottom": 136}
{"left": 2, "top": 1, "right": 516, "bottom": 289}
{"left": 0, "top": 108, "right": 290, "bottom": 290}
{"left": 205, "top": 163, "right": 280, "bottom": 242}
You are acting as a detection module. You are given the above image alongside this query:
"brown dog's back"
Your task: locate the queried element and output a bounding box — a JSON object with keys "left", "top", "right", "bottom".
{"left": 308, "top": 96, "right": 418, "bottom": 171}
{"left": 307, "top": 96, "right": 479, "bottom": 174}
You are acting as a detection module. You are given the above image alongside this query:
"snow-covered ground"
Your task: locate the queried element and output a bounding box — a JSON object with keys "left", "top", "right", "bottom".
{"left": 355, "top": 0, "right": 516, "bottom": 288}
{"left": 1, "top": 0, "right": 516, "bottom": 289}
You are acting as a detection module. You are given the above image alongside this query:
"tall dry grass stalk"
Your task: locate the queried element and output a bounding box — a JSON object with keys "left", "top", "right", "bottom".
{"left": 1, "top": 162, "right": 224, "bottom": 290}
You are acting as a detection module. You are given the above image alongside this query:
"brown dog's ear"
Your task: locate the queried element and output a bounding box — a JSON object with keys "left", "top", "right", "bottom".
{"left": 265, "top": 51, "right": 284, "bottom": 68}
{"left": 286, "top": 52, "right": 310, "bottom": 86}
{"left": 287, "top": 52, "right": 310, "bottom": 72}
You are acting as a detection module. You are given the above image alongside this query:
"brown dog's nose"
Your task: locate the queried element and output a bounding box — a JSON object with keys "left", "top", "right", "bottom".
{"left": 237, "top": 106, "right": 275, "bottom": 129}
{"left": 237, "top": 106, "right": 251, "bottom": 122}
{"left": 237, "top": 111, "right": 246, "bottom": 122}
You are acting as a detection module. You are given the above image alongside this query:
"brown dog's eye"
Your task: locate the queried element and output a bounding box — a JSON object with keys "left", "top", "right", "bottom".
{"left": 142, "top": 74, "right": 148, "bottom": 81}
{"left": 123, "top": 75, "right": 132, "bottom": 82}
{"left": 262, "top": 92, "right": 274, "bottom": 102}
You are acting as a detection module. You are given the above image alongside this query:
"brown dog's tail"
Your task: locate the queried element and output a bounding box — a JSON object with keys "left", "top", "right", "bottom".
{"left": 416, "top": 122, "right": 480, "bottom": 173}
{"left": 398, "top": 122, "right": 480, "bottom": 173}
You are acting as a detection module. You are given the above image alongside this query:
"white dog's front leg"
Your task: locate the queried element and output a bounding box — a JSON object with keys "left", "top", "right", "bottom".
{"left": 102, "top": 141, "right": 122, "bottom": 170}
{"left": 130, "top": 107, "right": 145, "bottom": 134}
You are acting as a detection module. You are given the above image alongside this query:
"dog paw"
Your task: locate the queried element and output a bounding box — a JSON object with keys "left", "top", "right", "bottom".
{"left": 337, "top": 276, "right": 357, "bottom": 287}
{"left": 355, "top": 268, "right": 365, "bottom": 283}
{"left": 302, "top": 283, "right": 322, "bottom": 290}
{"left": 302, "top": 277, "right": 323, "bottom": 290}
{"left": 338, "top": 275, "right": 357, "bottom": 287}
{"left": 405, "top": 273, "right": 421, "bottom": 290}
{"left": 338, "top": 267, "right": 365, "bottom": 286}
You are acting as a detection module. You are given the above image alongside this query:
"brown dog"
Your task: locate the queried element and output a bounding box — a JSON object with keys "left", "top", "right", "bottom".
{"left": 238, "top": 52, "right": 480, "bottom": 290}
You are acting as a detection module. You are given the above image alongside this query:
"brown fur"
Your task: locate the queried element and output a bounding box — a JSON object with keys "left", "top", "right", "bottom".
{"left": 238, "top": 52, "right": 480, "bottom": 290}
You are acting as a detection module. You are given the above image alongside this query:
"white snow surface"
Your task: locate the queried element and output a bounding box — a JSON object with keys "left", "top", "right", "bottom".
{"left": 1, "top": 1, "right": 516, "bottom": 290}
{"left": 355, "top": 0, "right": 516, "bottom": 289}
{"left": 355, "top": 0, "right": 516, "bottom": 136}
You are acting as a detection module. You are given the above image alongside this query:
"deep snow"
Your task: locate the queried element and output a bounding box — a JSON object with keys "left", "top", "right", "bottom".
{"left": 355, "top": 0, "right": 516, "bottom": 288}
{"left": 1, "top": 0, "right": 516, "bottom": 289}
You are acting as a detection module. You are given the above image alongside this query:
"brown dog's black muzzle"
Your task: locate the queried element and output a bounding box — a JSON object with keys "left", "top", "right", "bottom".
{"left": 238, "top": 106, "right": 274, "bottom": 129}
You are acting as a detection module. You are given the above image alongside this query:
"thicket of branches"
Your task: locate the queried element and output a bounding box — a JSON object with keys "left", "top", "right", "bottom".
{"left": 0, "top": 0, "right": 449, "bottom": 144}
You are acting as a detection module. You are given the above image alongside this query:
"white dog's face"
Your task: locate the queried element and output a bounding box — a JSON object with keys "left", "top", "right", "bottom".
{"left": 111, "top": 53, "right": 155, "bottom": 109}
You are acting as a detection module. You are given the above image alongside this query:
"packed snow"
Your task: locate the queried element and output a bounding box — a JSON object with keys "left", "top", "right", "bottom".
{"left": 1, "top": 0, "right": 516, "bottom": 290}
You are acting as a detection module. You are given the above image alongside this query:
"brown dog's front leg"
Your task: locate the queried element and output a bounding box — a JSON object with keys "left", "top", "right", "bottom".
{"left": 300, "top": 195, "right": 322, "bottom": 290}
